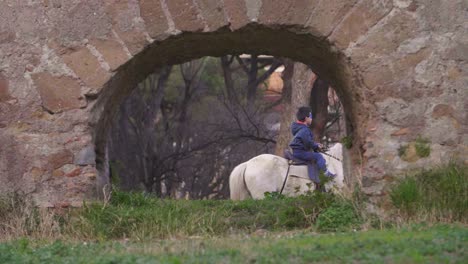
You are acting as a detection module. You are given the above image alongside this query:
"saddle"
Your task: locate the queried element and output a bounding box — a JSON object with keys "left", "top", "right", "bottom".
{"left": 283, "top": 149, "right": 320, "bottom": 184}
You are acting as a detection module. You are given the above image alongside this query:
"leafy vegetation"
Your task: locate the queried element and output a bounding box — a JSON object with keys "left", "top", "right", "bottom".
{"left": 414, "top": 136, "right": 431, "bottom": 158}
{"left": 340, "top": 136, "right": 353, "bottom": 149}
{"left": 398, "top": 135, "right": 431, "bottom": 160}
{"left": 316, "top": 199, "right": 361, "bottom": 232}
{"left": 390, "top": 162, "right": 467, "bottom": 221}
{"left": 398, "top": 145, "right": 408, "bottom": 157}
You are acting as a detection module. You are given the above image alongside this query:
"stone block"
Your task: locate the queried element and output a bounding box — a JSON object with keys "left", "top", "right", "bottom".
{"left": 0, "top": 30, "right": 15, "bottom": 44}
{"left": 74, "top": 146, "right": 96, "bottom": 165}
{"left": 347, "top": 10, "right": 417, "bottom": 66}
{"left": 90, "top": 37, "right": 130, "bottom": 71}
{"left": 48, "top": 150, "right": 73, "bottom": 170}
{"left": 447, "top": 40, "right": 468, "bottom": 61}
{"left": 60, "top": 47, "right": 112, "bottom": 91}
{"left": 106, "top": 0, "right": 150, "bottom": 54}
{"left": 52, "top": 2, "right": 112, "bottom": 43}
{"left": 0, "top": 73, "right": 12, "bottom": 102}
{"left": 223, "top": 0, "right": 249, "bottom": 30}
{"left": 139, "top": 0, "right": 170, "bottom": 38}
{"left": 258, "top": 0, "right": 316, "bottom": 26}
{"left": 115, "top": 29, "right": 149, "bottom": 55}
{"left": 362, "top": 63, "right": 393, "bottom": 89}
{"left": 432, "top": 104, "right": 454, "bottom": 119}
{"left": 66, "top": 167, "right": 82, "bottom": 177}
{"left": 195, "top": 0, "right": 228, "bottom": 30}
{"left": 307, "top": 0, "right": 357, "bottom": 36}
{"left": 30, "top": 167, "right": 46, "bottom": 180}
{"left": 391, "top": 127, "right": 410, "bottom": 137}
{"left": 31, "top": 72, "right": 85, "bottom": 113}
{"left": 329, "top": 0, "right": 393, "bottom": 49}
{"left": 166, "top": 0, "right": 205, "bottom": 32}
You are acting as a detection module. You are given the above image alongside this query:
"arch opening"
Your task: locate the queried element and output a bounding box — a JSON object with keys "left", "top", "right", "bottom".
{"left": 90, "top": 25, "right": 368, "bottom": 197}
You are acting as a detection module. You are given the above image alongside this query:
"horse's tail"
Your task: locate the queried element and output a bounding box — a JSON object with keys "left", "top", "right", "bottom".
{"left": 229, "top": 162, "right": 250, "bottom": 200}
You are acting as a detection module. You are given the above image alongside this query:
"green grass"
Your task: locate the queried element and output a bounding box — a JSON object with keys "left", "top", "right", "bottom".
{"left": 66, "top": 190, "right": 338, "bottom": 240}
{"left": 1, "top": 225, "right": 466, "bottom": 263}
{"left": 1, "top": 162, "right": 467, "bottom": 263}
{"left": 391, "top": 162, "right": 468, "bottom": 221}
{"left": 316, "top": 199, "right": 361, "bottom": 232}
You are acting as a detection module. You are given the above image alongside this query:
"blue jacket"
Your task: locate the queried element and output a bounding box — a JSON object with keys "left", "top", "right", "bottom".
{"left": 289, "top": 122, "right": 319, "bottom": 152}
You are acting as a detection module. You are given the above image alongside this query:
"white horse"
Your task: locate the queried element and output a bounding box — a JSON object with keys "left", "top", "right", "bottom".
{"left": 229, "top": 143, "right": 344, "bottom": 200}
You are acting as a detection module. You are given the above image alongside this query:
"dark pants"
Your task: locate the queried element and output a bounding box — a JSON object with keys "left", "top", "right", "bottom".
{"left": 292, "top": 150, "right": 327, "bottom": 172}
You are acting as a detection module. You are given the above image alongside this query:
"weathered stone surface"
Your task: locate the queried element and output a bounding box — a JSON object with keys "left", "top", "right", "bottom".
{"left": 74, "top": 146, "right": 96, "bottom": 166}
{"left": 307, "top": 0, "right": 357, "bottom": 36}
{"left": 0, "top": 30, "right": 16, "bottom": 44}
{"left": 244, "top": 0, "right": 262, "bottom": 22}
{"left": 329, "top": 0, "right": 393, "bottom": 49}
{"left": 363, "top": 48, "right": 430, "bottom": 97}
{"left": 106, "top": 0, "right": 150, "bottom": 55}
{"left": 51, "top": 2, "right": 112, "bottom": 44}
{"left": 139, "top": 0, "right": 170, "bottom": 38}
{"left": 31, "top": 73, "right": 85, "bottom": 113}
{"left": 166, "top": 0, "right": 205, "bottom": 32}
{"left": 0, "top": 133, "right": 26, "bottom": 194}
{"left": 424, "top": 117, "right": 459, "bottom": 146}
{"left": 223, "top": 0, "right": 249, "bottom": 30}
{"left": 391, "top": 127, "right": 411, "bottom": 137}
{"left": 432, "top": 104, "right": 455, "bottom": 119}
{"left": 60, "top": 47, "right": 111, "bottom": 91}
{"left": 258, "top": 0, "right": 316, "bottom": 26}
{"left": 48, "top": 150, "right": 73, "bottom": 170}
{"left": 347, "top": 10, "right": 418, "bottom": 67}
{"left": 0, "top": 73, "right": 12, "bottom": 102}
{"left": 116, "top": 29, "right": 149, "bottom": 55}
{"left": 89, "top": 38, "right": 130, "bottom": 71}
{"left": 376, "top": 98, "right": 426, "bottom": 128}
{"left": 195, "top": 0, "right": 228, "bottom": 30}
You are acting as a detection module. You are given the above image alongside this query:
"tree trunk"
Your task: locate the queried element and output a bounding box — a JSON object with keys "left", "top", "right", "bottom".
{"left": 310, "top": 78, "right": 329, "bottom": 141}
{"left": 220, "top": 56, "right": 236, "bottom": 102}
{"left": 246, "top": 54, "right": 258, "bottom": 106}
{"left": 275, "top": 62, "right": 314, "bottom": 155}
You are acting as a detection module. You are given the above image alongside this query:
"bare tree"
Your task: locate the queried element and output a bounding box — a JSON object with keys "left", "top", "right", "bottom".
{"left": 109, "top": 55, "right": 298, "bottom": 199}
{"left": 235, "top": 55, "right": 283, "bottom": 107}
{"left": 108, "top": 66, "right": 172, "bottom": 194}
{"left": 310, "top": 78, "right": 329, "bottom": 141}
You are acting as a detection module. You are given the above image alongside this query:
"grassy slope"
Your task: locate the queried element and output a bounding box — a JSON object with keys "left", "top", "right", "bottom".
{"left": 1, "top": 225, "right": 466, "bottom": 263}
{"left": 1, "top": 163, "right": 466, "bottom": 263}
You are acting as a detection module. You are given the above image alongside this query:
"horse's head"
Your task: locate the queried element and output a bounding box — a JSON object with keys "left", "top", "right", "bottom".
{"left": 328, "top": 142, "right": 343, "bottom": 161}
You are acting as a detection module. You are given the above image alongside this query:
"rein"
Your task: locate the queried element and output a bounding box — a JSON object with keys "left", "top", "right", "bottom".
{"left": 318, "top": 150, "right": 342, "bottom": 162}
{"left": 279, "top": 164, "right": 291, "bottom": 195}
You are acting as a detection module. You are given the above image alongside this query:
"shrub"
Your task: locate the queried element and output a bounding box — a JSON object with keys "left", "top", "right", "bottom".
{"left": 390, "top": 177, "right": 421, "bottom": 214}
{"left": 390, "top": 162, "right": 467, "bottom": 221}
{"left": 0, "top": 194, "right": 63, "bottom": 241}
{"left": 316, "top": 199, "right": 361, "bottom": 232}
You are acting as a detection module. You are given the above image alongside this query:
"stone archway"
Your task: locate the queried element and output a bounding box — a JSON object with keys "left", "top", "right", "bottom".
{"left": 0, "top": 1, "right": 466, "bottom": 209}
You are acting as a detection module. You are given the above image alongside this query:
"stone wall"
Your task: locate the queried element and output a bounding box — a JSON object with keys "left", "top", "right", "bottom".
{"left": 0, "top": 0, "right": 466, "bottom": 210}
